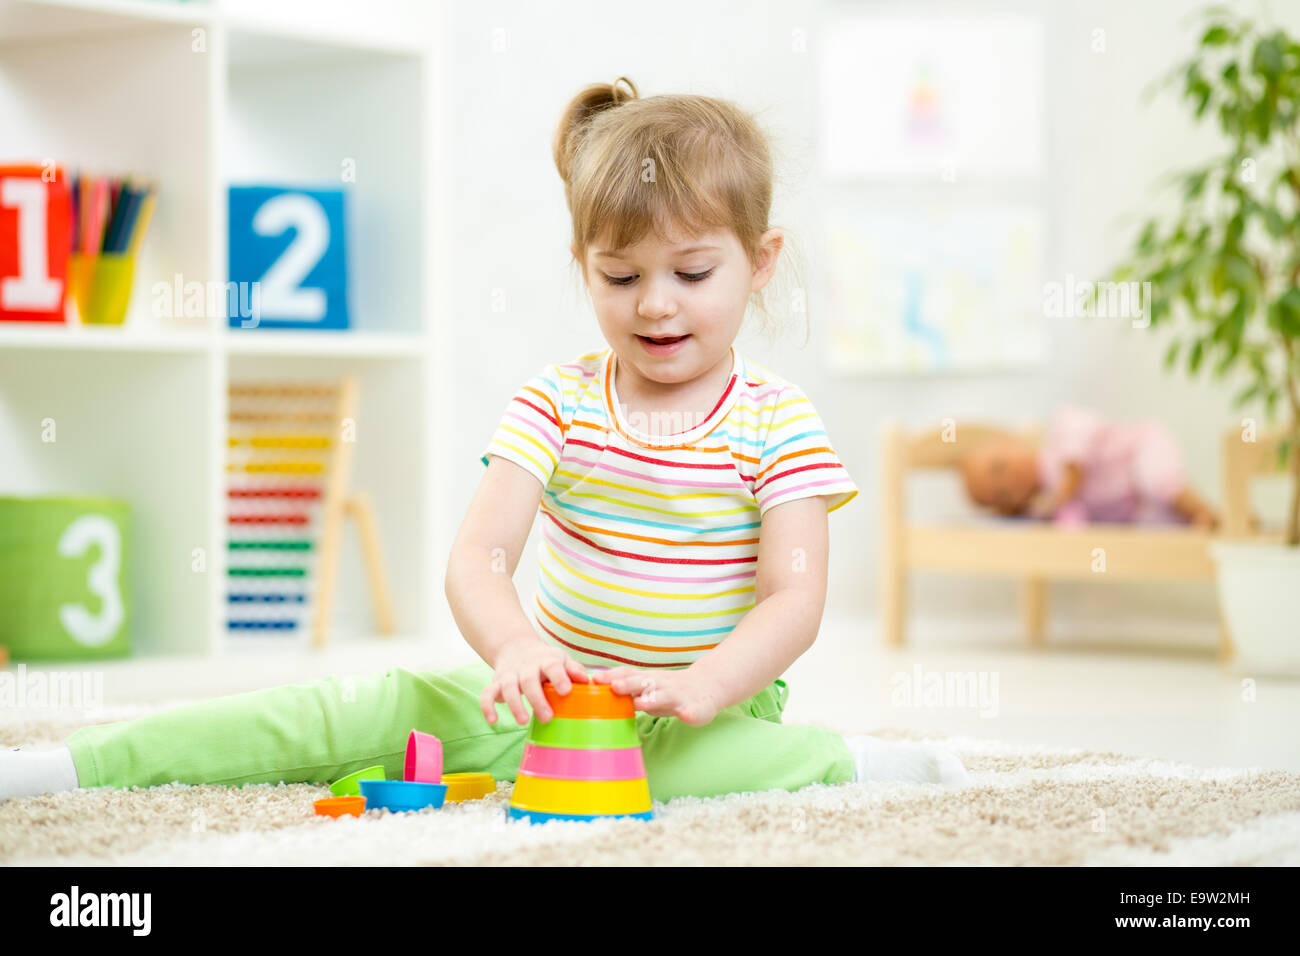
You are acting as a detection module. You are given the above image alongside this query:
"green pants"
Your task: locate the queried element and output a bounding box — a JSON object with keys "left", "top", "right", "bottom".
{"left": 66, "top": 661, "right": 854, "bottom": 802}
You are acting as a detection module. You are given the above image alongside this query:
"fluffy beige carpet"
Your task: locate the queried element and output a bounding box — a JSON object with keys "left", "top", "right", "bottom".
{"left": 3, "top": 701, "right": 1299, "bottom": 866}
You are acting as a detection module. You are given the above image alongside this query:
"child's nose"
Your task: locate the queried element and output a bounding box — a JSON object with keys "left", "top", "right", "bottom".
{"left": 636, "top": 281, "right": 678, "bottom": 320}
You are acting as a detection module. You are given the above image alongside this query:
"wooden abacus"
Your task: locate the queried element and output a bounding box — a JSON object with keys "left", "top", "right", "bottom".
{"left": 226, "top": 376, "right": 395, "bottom": 646}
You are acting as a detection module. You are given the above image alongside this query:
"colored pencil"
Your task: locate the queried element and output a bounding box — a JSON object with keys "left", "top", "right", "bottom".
{"left": 69, "top": 171, "right": 80, "bottom": 251}
{"left": 126, "top": 187, "right": 156, "bottom": 256}
{"left": 104, "top": 183, "right": 137, "bottom": 253}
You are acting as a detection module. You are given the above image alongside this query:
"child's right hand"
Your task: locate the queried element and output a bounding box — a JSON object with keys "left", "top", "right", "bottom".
{"left": 480, "top": 637, "right": 590, "bottom": 726}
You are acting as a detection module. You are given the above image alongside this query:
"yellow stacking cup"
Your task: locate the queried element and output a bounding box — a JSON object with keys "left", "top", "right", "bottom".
{"left": 442, "top": 772, "right": 495, "bottom": 803}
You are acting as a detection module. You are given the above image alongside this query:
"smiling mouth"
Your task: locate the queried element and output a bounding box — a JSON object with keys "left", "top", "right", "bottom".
{"left": 638, "top": 334, "right": 690, "bottom": 345}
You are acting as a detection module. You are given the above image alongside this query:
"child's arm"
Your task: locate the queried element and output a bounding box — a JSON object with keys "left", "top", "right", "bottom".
{"left": 445, "top": 456, "right": 589, "bottom": 724}
{"left": 688, "top": 496, "right": 829, "bottom": 711}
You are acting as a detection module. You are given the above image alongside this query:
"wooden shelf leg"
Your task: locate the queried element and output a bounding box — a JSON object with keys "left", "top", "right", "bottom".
{"left": 1021, "top": 577, "right": 1047, "bottom": 647}
{"left": 1217, "top": 610, "right": 1236, "bottom": 666}
{"left": 313, "top": 376, "right": 359, "bottom": 648}
{"left": 346, "top": 490, "right": 397, "bottom": 636}
{"left": 880, "top": 423, "right": 906, "bottom": 648}
{"left": 880, "top": 562, "right": 906, "bottom": 648}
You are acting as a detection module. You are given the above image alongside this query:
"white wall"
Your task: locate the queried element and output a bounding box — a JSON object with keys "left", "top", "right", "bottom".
{"left": 434, "top": 0, "right": 1298, "bottom": 651}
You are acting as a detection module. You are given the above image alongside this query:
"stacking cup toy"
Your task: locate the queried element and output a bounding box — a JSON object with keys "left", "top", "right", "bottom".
{"left": 329, "top": 764, "right": 385, "bottom": 797}
{"left": 405, "top": 730, "right": 443, "bottom": 783}
{"left": 508, "top": 680, "right": 653, "bottom": 824}
{"left": 442, "top": 772, "right": 495, "bottom": 803}
{"left": 360, "top": 779, "right": 447, "bottom": 813}
{"left": 314, "top": 795, "right": 366, "bottom": 818}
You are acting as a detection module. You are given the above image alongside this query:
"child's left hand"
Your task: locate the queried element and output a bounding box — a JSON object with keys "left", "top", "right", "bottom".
{"left": 589, "top": 667, "right": 722, "bottom": 726}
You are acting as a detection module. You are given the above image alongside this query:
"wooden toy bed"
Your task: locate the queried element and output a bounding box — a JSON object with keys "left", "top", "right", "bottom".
{"left": 878, "top": 422, "right": 1288, "bottom": 660}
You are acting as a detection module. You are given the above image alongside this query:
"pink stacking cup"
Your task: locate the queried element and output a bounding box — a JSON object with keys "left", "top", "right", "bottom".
{"left": 517, "top": 743, "right": 645, "bottom": 781}
{"left": 405, "top": 730, "right": 443, "bottom": 783}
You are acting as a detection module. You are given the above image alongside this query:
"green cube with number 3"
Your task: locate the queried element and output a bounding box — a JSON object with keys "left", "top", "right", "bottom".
{"left": 0, "top": 497, "right": 131, "bottom": 660}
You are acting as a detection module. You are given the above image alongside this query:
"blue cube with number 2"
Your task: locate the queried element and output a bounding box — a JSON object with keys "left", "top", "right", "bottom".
{"left": 227, "top": 186, "right": 349, "bottom": 330}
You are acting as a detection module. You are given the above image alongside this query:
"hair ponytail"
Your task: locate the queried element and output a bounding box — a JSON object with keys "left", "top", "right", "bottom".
{"left": 552, "top": 77, "right": 640, "bottom": 192}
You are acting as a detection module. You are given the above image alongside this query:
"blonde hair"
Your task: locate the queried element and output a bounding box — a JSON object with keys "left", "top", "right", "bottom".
{"left": 552, "top": 77, "right": 805, "bottom": 342}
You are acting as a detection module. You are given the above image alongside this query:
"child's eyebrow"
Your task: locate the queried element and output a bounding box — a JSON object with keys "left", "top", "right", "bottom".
{"left": 595, "top": 244, "right": 721, "bottom": 259}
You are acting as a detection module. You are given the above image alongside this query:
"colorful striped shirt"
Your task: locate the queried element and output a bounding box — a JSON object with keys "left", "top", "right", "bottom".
{"left": 480, "top": 345, "right": 858, "bottom": 669}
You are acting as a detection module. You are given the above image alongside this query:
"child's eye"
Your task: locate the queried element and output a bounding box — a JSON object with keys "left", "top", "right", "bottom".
{"left": 600, "top": 270, "right": 714, "bottom": 286}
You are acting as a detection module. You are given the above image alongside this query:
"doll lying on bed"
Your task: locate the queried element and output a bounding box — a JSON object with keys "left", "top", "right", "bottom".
{"left": 959, "top": 404, "right": 1219, "bottom": 528}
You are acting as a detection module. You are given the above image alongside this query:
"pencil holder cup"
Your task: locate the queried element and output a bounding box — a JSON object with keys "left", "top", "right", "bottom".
{"left": 507, "top": 681, "right": 654, "bottom": 824}
{"left": 69, "top": 252, "right": 136, "bottom": 326}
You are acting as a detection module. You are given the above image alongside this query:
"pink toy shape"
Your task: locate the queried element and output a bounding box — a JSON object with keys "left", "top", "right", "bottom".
{"left": 405, "top": 730, "right": 443, "bottom": 783}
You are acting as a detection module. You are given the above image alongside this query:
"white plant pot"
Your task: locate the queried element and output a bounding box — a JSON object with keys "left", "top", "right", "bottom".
{"left": 1210, "top": 541, "right": 1300, "bottom": 677}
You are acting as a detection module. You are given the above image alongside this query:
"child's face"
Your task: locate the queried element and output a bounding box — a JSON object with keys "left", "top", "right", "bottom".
{"left": 577, "top": 225, "right": 782, "bottom": 391}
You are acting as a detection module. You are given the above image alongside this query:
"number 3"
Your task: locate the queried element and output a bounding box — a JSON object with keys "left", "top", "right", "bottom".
{"left": 57, "top": 514, "right": 124, "bottom": 647}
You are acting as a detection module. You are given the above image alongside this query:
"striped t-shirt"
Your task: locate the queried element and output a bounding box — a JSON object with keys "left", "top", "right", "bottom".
{"left": 480, "top": 345, "right": 858, "bottom": 669}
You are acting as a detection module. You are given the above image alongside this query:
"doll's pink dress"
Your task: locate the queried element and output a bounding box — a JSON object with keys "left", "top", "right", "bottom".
{"left": 1037, "top": 405, "right": 1186, "bottom": 526}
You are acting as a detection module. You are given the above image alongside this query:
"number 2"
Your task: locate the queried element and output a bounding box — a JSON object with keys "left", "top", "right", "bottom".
{"left": 252, "top": 193, "right": 329, "bottom": 322}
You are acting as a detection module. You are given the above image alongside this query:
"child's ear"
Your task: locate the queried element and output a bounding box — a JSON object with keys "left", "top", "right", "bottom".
{"left": 751, "top": 228, "right": 784, "bottom": 287}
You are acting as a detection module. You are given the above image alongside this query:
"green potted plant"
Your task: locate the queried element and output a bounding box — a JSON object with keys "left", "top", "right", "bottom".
{"left": 1110, "top": 5, "right": 1300, "bottom": 674}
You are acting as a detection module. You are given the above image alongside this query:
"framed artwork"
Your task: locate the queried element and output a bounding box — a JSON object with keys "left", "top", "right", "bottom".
{"left": 825, "top": 201, "right": 1046, "bottom": 374}
{"left": 818, "top": 9, "right": 1048, "bottom": 373}
{"left": 819, "top": 13, "right": 1046, "bottom": 180}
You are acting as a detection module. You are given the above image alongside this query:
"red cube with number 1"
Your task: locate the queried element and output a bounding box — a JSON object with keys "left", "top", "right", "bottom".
{"left": 0, "top": 164, "right": 70, "bottom": 324}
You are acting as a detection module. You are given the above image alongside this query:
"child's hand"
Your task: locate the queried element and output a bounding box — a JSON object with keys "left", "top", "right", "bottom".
{"left": 589, "top": 667, "right": 722, "bottom": 726}
{"left": 480, "top": 638, "right": 589, "bottom": 727}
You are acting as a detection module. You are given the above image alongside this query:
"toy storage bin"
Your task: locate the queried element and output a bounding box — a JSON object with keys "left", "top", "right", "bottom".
{"left": 0, "top": 496, "right": 131, "bottom": 659}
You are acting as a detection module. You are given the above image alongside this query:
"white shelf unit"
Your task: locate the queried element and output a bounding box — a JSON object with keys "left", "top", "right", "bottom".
{"left": 0, "top": 0, "right": 445, "bottom": 657}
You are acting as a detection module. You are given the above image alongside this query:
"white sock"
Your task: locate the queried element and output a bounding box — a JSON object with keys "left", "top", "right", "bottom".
{"left": 0, "top": 745, "right": 80, "bottom": 801}
{"left": 844, "top": 734, "right": 971, "bottom": 788}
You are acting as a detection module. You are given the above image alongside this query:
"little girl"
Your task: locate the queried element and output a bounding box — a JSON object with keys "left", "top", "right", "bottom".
{"left": 1, "top": 77, "right": 968, "bottom": 807}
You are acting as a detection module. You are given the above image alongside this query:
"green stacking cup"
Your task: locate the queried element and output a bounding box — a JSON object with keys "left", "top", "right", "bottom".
{"left": 329, "top": 765, "right": 385, "bottom": 797}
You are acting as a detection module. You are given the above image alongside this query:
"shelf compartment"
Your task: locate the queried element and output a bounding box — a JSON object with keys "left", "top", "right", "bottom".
{"left": 0, "top": 347, "right": 217, "bottom": 655}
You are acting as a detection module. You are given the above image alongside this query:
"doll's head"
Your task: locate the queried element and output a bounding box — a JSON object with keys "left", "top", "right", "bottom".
{"left": 552, "top": 77, "right": 791, "bottom": 396}
{"left": 960, "top": 437, "right": 1041, "bottom": 516}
